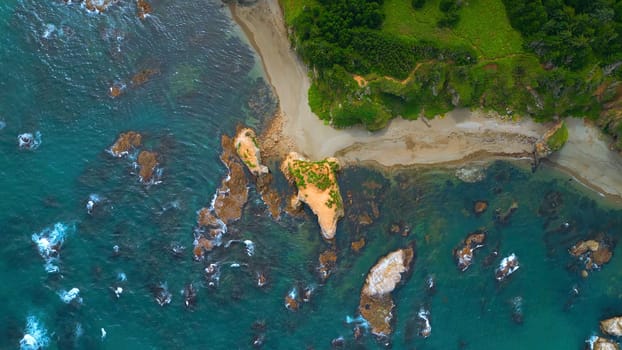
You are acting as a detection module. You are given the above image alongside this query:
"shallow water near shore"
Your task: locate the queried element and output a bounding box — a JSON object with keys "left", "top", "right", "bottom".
{"left": 1, "top": 1, "right": 622, "bottom": 349}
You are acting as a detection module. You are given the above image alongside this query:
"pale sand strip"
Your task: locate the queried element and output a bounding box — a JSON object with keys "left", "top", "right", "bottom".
{"left": 229, "top": 0, "right": 622, "bottom": 202}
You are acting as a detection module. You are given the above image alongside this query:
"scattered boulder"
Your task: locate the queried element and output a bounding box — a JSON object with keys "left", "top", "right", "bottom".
{"left": 359, "top": 246, "right": 415, "bottom": 336}
{"left": 281, "top": 152, "right": 344, "bottom": 240}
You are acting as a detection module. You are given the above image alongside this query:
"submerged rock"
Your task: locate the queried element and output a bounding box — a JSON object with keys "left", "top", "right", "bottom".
{"left": 495, "top": 201, "right": 519, "bottom": 224}
{"left": 359, "top": 246, "right": 415, "bottom": 336}
{"left": 131, "top": 68, "right": 159, "bottom": 86}
{"left": 454, "top": 230, "right": 486, "bottom": 271}
{"left": 284, "top": 287, "right": 300, "bottom": 311}
{"left": 234, "top": 127, "right": 269, "bottom": 176}
{"left": 255, "top": 172, "right": 281, "bottom": 219}
{"left": 281, "top": 152, "right": 344, "bottom": 240}
{"left": 109, "top": 131, "right": 142, "bottom": 157}
{"left": 455, "top": 166, "right": 486, "bottom": 183}
{"left": 351, "top": 238, "right": 366, "bottom": 253}
{"left": 18, "top": 132, "right": 42, "bottom": 150}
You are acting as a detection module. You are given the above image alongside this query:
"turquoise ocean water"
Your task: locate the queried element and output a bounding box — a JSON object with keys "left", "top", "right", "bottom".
{"left": 1, "top": 1, "right": 621, "bottom": 349}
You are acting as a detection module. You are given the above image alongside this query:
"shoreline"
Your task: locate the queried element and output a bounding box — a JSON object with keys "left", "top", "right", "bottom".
{"left": 229, "top": 0, "right": 622, "bottom": 204}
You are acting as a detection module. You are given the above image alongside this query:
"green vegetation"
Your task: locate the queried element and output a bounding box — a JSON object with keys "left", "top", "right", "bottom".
{"left": 288, "top": 159, "right": 339, "bottom": 191}
{"left": 546, "top": 122, "right": 569, "bottom": 152}
{"left": 281, "top": 0, "right": 622, "bottom": 147}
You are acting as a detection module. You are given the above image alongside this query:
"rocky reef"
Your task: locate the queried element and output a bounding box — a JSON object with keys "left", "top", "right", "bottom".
{"left": 131, "top": 69, "right": 159, "bottom": 87}
{"left": 601, "top": 317, "right": 622, "bottom": 337}
{"left": 234, "top": 127, "right": 268, "bottom": 176}
{"left": 317, "top": 249, "right": 337, "bottom": 282}
{"left": 109, "top": 131, "right": 142, "bottom": 157}
{"left": 213, "top": 135, "right": 249, "bottom": 224}
{"left": 281, "top": 152, "right": 344, "bottom": 240}
{"left": 359, "top": 246, "right": 415, "bottom": 336}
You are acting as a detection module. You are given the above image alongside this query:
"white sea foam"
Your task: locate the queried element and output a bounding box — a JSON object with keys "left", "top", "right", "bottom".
{"left": 117, "top": 272, "right": 127, "bottom": 281}
{"left": 58, "top": 288, "right": 82, "bottom": 304}
{"left": 42, "top": 24, "right": 55, "bottom": 39}
{"left": 32, "top": 222, "right": 75, "bottom": 273}
{"left": 20, "top": 316, "right": 50, "bottom": 350}
{"left": 18, "top": 131, "right": 42, "bottom": 150}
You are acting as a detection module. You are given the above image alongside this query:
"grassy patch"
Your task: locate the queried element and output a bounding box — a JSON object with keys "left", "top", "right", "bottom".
{"left": 280, "top": 0, "right": 316, "bottom": 26}
{"left": 547, "top": 122, "right": 569, "bottom": 152}
{"left": 382, "top": 0, "right": 525, "bottom": 60}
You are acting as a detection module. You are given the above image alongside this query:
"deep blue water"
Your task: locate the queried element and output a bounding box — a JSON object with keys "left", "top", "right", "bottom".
{"left": 1, "top": 1, "right": 621, "bottom": 349}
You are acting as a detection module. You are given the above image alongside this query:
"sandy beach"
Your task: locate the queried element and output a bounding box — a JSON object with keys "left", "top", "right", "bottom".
{"left": 229, "top": 0, "right": 622, "bottom": 202}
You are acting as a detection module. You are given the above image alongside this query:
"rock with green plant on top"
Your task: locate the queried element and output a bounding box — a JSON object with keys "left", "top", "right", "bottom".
{"left": 535, "top": 120, "right": 568, "bottom": 158}
{"left": 281, "top": 152, "right": 344, "bottom": 240}
{"left": 234, "top": 127, "right": 269, "bottom": 176}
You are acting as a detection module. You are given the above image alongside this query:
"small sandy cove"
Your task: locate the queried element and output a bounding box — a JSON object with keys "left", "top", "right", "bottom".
{"left": 229, "top": 0, "right": 622, "bottom": 202}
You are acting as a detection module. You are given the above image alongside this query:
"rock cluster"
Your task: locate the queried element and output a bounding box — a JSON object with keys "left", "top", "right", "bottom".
{"left": 570, "top": 237, "right": 614, "bottom": 277}
{"left": 359, "top": 247, "right": 415, "bottom": 336}
{"left": 137, "top": 151, "right": 158, "bottom": 183}
{"left": 281, "top": 152, "right": 344, "bottom": 240}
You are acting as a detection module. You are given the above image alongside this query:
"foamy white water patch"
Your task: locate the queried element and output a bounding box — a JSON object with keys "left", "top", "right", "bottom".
{"left": 18, "top": 131, "right": 42, "bottom": 150}
{"left": 58, "top": 288, "right": 82, "bottom": 304}
{"left": 20, "top": 316, "right": 50, "bottom": 350}
{"left": 31, "top": 222, "right": 75, "bottom": 273}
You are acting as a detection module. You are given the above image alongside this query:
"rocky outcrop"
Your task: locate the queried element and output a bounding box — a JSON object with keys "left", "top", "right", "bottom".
{"left": 109, "top": 131, "right": 142, "bottom": 157}
{"left": 359, "top": 246, "right": 415, "bottom": 336}
{"left": 455, "top": 166, "right": 486, "bottom": 183}
{"left": 213, "top": 135, "right": 249, "bottom": 224}
{"left": 137, "top": 151, "right": 158, "bottom": 183}
{"left": 281, "top": 152, "right": 344, "bottom": 240}
{"left": 234, "top": 128, "right": 269, "bottom": 176}
{"left": 131, "top": 69, "right": 159, "bottom": 86}
{"left": 601, "top": 317, "right": 622, "bottom": 337}
{"left": 588, "top": 336, "right": 621, "bottom": 350}
{"left": 454, "top": 230, "right": 486, "bottom": 271}
{"left": 137, "top": 0, "right": 152, "bottom": 19}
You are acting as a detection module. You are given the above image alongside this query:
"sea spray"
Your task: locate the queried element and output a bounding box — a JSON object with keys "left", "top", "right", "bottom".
{"left": 31, "top": 222, "right": 75, "bottom": 273}
{"left": 20, "top": 315, "right": 50, "bottom": 350}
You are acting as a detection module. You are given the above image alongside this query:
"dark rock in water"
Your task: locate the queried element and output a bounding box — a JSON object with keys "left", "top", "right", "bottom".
{"left": 183, "top": 283, "right": 197, "bottom": 309}
{"left": 510, "top": 296, "right": 523, "bottom": 325}
{"left": 251, "top": 320, "right": 266, "bottom": 332}
{"left": 204, "top": 263, "right": 220, "bottom": 288}
{"left": 538, "top": 191, "right": 563, "bottom": 217}
{"left": 153, "top": 282, "right": 172, "bottom": 306}
{"left": 251, "top": 334, "right": 265, "bottom": 348}
{"left": 331, "top": 336, "right": 345, "bottom": 348}
{"left": 317, "top": 249, "right": 337, "bottom": 282}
